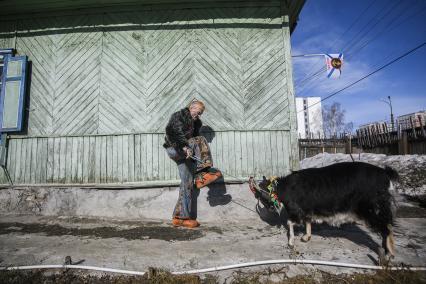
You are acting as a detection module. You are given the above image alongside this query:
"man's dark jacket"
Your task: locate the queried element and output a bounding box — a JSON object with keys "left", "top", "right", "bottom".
{"left": 163, "top": 108, "right": 202, "bottom": 149}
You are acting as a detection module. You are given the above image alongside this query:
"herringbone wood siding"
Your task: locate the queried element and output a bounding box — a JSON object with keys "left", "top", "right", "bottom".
{"left": 0, "top": 3, "right": 299, "bottom": 184}
{"left": 4, "top": 6, "right": 291, "bottom": 135}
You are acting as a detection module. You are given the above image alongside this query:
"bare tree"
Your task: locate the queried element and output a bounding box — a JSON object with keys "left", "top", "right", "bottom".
{"left": 344, "top": 122, "right": 354, "bottom": 135}
{"left": 322, "top": 102, "right": 348, "bottom": 137}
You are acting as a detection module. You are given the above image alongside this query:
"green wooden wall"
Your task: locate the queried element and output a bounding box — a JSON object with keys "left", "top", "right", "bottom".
{"left": 0, "top": 1, "right": 299, "bottom": 185}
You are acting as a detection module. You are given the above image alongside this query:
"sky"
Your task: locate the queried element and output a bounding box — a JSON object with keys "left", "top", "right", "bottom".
{"left": 291, "top": 0, "right": 426, "bottom": 128}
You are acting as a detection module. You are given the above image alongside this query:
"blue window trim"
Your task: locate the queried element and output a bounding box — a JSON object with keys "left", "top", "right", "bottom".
{"left": 0, "top": 55, "right": 28, "bottom": 132}
{"left": 0, "top": 49, "right": 14, "bottom": 56}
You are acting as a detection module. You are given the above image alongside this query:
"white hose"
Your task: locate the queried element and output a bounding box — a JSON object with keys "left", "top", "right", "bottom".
{"left": 1, "top": 259, "right": 426, "bottom": 275}
{"left": 1, "top": 265, "right": 146, "bottom": 275}
{"left": 173, "top": 259, "right": 426, "bottom": 274}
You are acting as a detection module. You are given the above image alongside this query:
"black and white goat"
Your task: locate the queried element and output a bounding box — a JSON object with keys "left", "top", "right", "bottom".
{"left": 251, "top": 162, "right": 398, "bottom": 264}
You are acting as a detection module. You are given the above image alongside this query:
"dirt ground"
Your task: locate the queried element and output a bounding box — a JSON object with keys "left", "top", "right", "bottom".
{"left": 0, "top": 196, "right": 425, "bottom": 283}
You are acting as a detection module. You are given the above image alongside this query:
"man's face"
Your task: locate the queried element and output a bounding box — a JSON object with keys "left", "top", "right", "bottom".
{"left": 189, "top": 104, "right": 204, "bottom": 121}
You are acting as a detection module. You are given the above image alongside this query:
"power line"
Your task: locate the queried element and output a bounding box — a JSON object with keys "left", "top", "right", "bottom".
{"left": 297, "top": 41, "right": 426, "bottom": 114}
{"left": 345, "top": 1, "right": 407, "bottom": 57}
{"left": 296, "top": 1, "right": 425, "bottom": 97}
{"left": 342, "top": 0, "right": 402, "bottom": 54}
{"left": 296, "top": 0, "right": 410, "bottom": 94}
{"left": 347, "top": 2, "right": 426, "bottom": 61}
{"left": 297, "top": 1, "right": 404, "bottom": 93}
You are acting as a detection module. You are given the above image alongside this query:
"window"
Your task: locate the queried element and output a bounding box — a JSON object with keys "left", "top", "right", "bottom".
{"left": 0, "top": 49, "right": 28, "bottom": 133}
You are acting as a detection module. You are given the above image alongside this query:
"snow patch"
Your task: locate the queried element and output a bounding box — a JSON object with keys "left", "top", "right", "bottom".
{"left": 300, "top": 153, "right": 426, "bottom": 197}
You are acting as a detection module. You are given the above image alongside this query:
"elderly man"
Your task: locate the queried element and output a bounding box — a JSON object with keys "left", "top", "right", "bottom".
{"left": 163, "top": 100, "right": 221, "bottom": 228}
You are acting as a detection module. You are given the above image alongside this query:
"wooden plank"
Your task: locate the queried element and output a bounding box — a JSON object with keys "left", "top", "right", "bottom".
{"left": 30, "top": 138, "right": 38, "bottom": 183}
{"left": 65, "top": 137, "right": 73, "bottom": 183}
{"left": 146, "top": 134, "right": 153, "bottom": 180}
{"left": 244, "top": 131, "right": 253, "bottom": 177}
{"left": 35, "top": 138, "right": 47, "bottom": 183}
{"left": 264, "top": 131, "right": 273, "bottom": 176}
{"left": 88, "top": 136, "right": 97, "bottom": 183}
{"left": 23, "top": 138, "right": 32, "bottom": 183}
{"left": 82, "top": 136, "right": 89, "bottom": 183}
{"left": 257, "top": 131, "right": 265, "bottom": 176}
{"left": 215, "top": 132, "right": 224, "bottom": 176}
{"left": 276, "top": 131, "right": 284, "bottom": 175}
{"left": 100, "top": 136, "right": 107, "bottom": 183}
{"left": 0, "top": 167, "right": 5, "bottom": 184}
{"left": 52, "top": 138, "right": 60, "bottom": 182}
{"left": 251, "top": 130, "right": 259, "bottom": 178}
{"left": 59, "top": 137, "right": 68, "bottom": 183}
{"left": 134, "top": 134, "right": 141, "bottom": 181}
{"left": 157, "top": 135, "right": 165, "bottom": 180}
{"left": 234, "top": 131, "right": 242, "bottom": 178}
{"left": 94, "top": 136, "right": 101, "bottom": 183}
{"left": 238, "top": 131, "right": 246, "bottom": 178}
{"left": 20, "top": 139, "right": 28, "bottom": 183}
{"left": 141, "top": 134, "right": 147, "bottom": 181}
{"left": 152, "top": 134, "right": 159, "bottom": 180}
{"left": 210, "top": 130, "right": 218, "bottom": 172}
{"left": 46, "top": 137, "right": 55, "bottom": 182}
{"left": 77, "top": 136, "right": 84, "bottom": 183}
{"left": 112, "top": 135, "right": 119, "bottom": 182}
{"left": 270, "top": 131, "right": 277, "bottom": 176}
{"left": 118, "top": 135, "right": 125, "bottom": 182}
{"left": 5, "top": 139, "right": 15, "bottom": 183}
{"left": 14, "top": 139, "right": 23, "bottom": 184}
{"left": 120, "top": 135, "right": 129, "bottom": 182}
{"left": 106, "top": 135, "right": 113, "bottom": 183}
{"left": 225, "top": 132, "right": 233, "bottom": 177}
{"left": 70, "top": 137, "right": 78, "bottom": 183}
{"left": 127, "top": 134, "right": 134, "bottom": 182}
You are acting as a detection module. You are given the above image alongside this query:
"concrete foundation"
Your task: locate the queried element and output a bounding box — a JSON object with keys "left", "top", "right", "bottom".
{"left": 0, "top": 183, "right": 259, "bottom": 223}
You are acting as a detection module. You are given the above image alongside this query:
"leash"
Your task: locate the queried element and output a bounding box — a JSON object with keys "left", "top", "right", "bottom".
{"left": 189, "top": 155, "right": 259, "bottom": 213}
{"left": 189, "top": 155, "right": 284, "bottom": 214}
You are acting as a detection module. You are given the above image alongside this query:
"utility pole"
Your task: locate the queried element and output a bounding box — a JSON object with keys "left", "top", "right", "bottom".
{"left": 380, "top": 96, "right": 394, "bottom": 131}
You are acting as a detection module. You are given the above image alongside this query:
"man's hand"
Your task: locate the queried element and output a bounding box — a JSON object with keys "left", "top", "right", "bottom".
{"left": 183, "top": 146, "right": 193, "bottom": 159}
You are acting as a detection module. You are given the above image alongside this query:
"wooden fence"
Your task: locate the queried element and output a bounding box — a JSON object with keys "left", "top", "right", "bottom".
{"left": 299, "top": 119, "right": 426, "bottom": 159}
{"left": 299, "top": 136, "right": 349, "bottom": 160}
{"left": 355, "top": 120, "right": 426, "bottom": 155}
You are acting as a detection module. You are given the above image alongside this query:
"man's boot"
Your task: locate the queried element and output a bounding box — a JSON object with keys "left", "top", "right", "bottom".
{"left": 172, "top": 218, "right": 200, "bottom": 228}
{"left": 195, "top": 168, "right": 222, "bottom": 189}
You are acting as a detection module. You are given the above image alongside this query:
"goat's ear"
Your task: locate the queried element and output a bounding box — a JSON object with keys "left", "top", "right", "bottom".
{"left": 262, "top": 176, "right": 267, "bottom": 182}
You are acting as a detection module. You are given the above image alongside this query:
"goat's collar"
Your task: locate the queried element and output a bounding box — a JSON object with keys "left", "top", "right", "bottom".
{"left": 267, "top": 176, "right": 279, "bottom": 193}
{"left": 266, "top": 177, "right": 282, "bottom": 211}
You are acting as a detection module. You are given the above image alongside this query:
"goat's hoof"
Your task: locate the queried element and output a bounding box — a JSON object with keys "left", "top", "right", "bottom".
{"left": 301, "top": 235, "right": 311, "bottom": 242}
{"left": 288, "top": 243, "right": 294, "bottom": 249}
{"left": 378, "top": 248, "right": 394, "bottom": 266}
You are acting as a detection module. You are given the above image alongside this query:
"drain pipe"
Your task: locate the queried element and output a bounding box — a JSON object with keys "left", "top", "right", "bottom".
{"left": 2, "top": 259, "right": 426, "bottom": 275}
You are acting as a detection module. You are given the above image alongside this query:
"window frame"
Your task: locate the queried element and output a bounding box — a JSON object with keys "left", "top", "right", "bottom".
{"left": 0, "top": 49, "right": 28, "bottom": 133}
